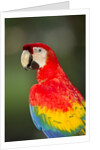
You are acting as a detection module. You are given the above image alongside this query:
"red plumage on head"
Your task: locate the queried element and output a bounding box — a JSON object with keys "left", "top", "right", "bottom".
{"left": 23, "top": 43, "right": 61, "bottom": 82}
{"left": 23, "top": 43, "right": 51, "bottom": 54}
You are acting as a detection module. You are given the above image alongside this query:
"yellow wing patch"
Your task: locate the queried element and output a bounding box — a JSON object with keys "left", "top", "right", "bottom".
{"left": 37, "top": 102, "right": 86, "bottom": 133}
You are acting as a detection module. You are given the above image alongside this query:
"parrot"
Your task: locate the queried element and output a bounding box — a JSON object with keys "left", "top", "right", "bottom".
{"left": 21, "top": 43, "right": 86, "bottom": 138}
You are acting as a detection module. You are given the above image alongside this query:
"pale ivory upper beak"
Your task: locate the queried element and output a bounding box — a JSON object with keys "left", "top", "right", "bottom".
{"left": 21, "top": 50, "right": 31, "bottom": 68}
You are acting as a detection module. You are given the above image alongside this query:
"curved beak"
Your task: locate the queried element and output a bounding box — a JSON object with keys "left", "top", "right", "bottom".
{"left": 21, "top": 50, "right": 33, "bottom": 70}
{"left": 21, "top": 50, "right": 39, "bottom": 70}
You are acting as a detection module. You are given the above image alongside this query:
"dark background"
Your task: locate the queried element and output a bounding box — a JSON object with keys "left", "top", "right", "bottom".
{"left": 5, "top": 15, "right": 85, "bottom": 142}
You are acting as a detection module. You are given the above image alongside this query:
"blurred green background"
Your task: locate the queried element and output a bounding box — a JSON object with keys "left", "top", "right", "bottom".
{"left": 5, "top": 15, "right": 85, "bottom": 142}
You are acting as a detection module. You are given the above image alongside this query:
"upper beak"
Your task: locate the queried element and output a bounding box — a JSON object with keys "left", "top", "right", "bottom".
{"left": 27, "top": 54, "right": 33, "bottom": 69}
{"left": 21, "top": 50, "right": 39, "bottom": 70}
{"left": 21, "top": 50, "right": 33, "bottom": 70}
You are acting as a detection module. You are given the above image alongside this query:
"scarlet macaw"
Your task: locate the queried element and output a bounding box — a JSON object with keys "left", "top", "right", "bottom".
{"left": 21, "top": 43, "right": 85, "bottom": 138}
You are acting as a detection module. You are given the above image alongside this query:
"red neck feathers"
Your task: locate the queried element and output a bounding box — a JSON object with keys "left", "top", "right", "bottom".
{"left": 37, "top": 48, "right": 67, "bottom": 83}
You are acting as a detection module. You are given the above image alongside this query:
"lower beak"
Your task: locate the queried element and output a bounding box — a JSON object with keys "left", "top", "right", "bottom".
{"left": 31, "top": 61, "right": 39, "bottom": 70}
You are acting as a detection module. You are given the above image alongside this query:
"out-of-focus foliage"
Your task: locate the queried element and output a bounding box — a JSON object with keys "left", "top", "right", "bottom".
{"left": 5, "top": 15, "right": 85, "bottom": 142}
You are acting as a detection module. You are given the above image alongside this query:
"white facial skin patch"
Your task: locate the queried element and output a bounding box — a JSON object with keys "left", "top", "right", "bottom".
{"left": 32, "top": 47, "right": 47, "bottom": 68}
{"left": 21, "top": 50, "right": 31, "bottom": 68}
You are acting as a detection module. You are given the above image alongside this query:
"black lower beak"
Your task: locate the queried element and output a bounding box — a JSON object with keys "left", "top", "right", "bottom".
{"left": 26, "top": 54, "right": 39, "bottom": 70}
{"left": 31, "top": 61, "right": 39, "bottom": 70}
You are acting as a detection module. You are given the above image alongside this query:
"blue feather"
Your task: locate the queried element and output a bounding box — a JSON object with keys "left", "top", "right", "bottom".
{"left": 29, "top": 105, "right": 42, "bottom": 131}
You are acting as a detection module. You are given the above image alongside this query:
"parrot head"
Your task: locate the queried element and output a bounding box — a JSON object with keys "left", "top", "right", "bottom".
{"left": 21, "top": 43, "right": 58, "bottom": 70}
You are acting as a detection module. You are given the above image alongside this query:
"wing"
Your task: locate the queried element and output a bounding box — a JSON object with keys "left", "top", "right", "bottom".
{"left": 29, "top": 104, "right": 42, "bottom": 131}
{"left": 71, "top": 83, "right": 86, "bottom": 109}
{"left": 29, "top": 81, "right": 86, "bottom": 138}
{"left": 29, "top": 102, "right": 85, "bottom": 138}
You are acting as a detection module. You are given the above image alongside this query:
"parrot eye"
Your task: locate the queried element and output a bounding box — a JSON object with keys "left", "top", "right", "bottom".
{"left": 38, "top": 49, "right": 42, "bottom": 52}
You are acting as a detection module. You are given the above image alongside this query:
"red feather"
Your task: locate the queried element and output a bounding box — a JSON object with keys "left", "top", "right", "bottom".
{"left": 28, "top": 43, "right": 85, "bottom": 112}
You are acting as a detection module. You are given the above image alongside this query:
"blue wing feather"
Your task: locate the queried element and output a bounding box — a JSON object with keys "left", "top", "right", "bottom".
{"left": 29, "top": 105, "right": 42, "bottom": 131}
{"left": 29, "top": 105, "right": 67, "bottom": 137}
{"left": 29, "top": 105, "right": 85, "bottom": 138}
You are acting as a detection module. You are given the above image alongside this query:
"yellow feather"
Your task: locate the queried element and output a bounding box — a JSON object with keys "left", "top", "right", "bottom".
{"left": 37, "top": 102, "right": 85, "bottom": 132}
